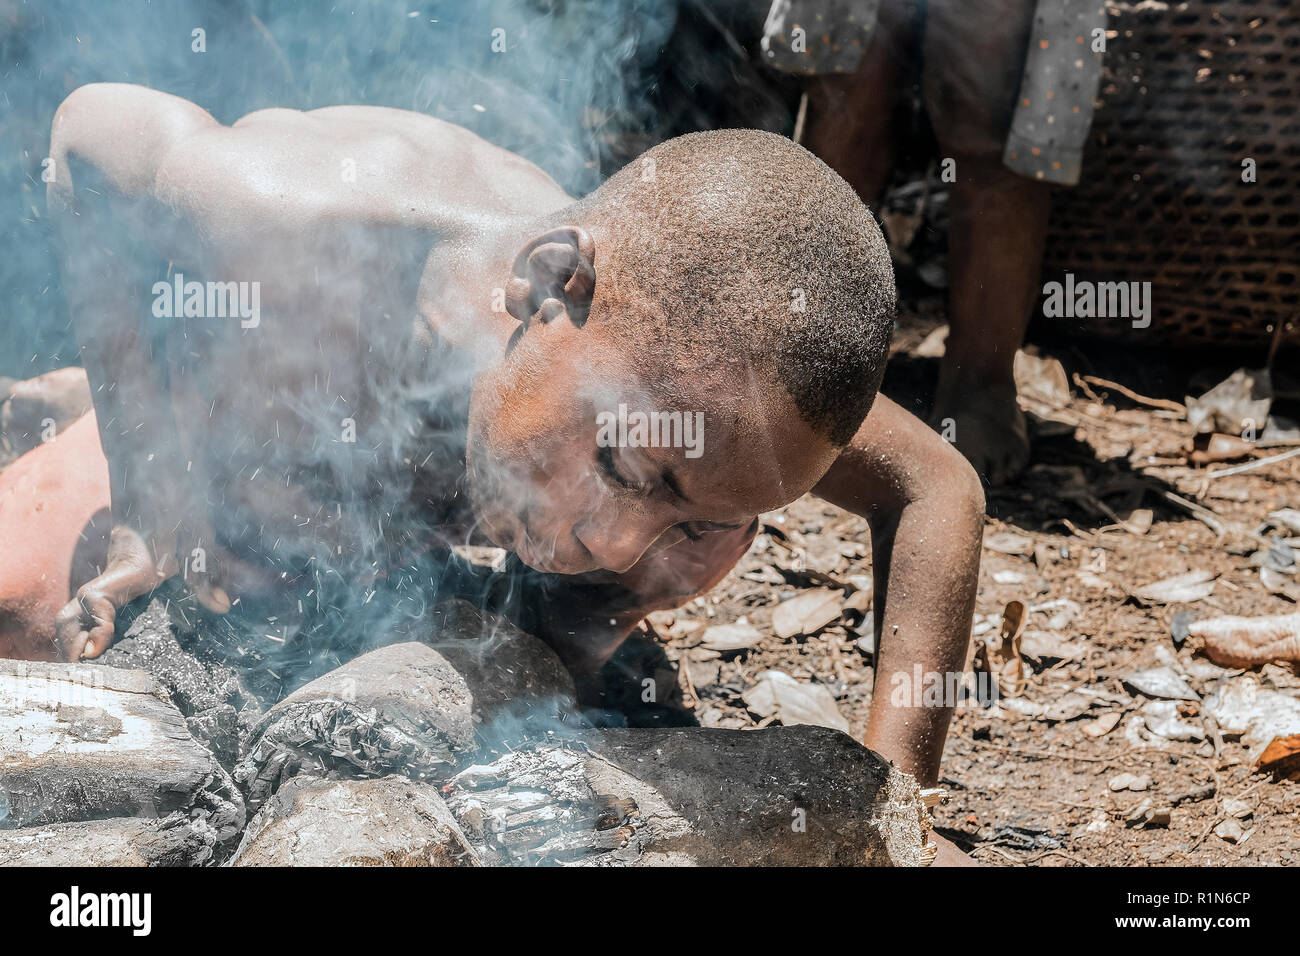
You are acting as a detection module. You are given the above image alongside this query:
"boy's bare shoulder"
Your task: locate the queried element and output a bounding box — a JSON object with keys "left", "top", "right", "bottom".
{"left": 53, "top": 84, "right": 567, "bottom": 245}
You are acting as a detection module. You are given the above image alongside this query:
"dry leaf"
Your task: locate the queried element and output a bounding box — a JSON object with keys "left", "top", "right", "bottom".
{"left": 1130, "top": 570, "right": 1217, "bottom": 605}
{"left": 842, "top": 587, "right": 872, "bottom": 616}
{"left": 1188, "top": 611, "right": 1300, "bottom": 667}
{"left": 771, "top": 588, "right": 843, "bottom": 639}
{"left": 912, "top": 324, "right": 948, "bottom": 358}
{"left": 1014, "top": 350, "right": 1071, "bottom": 405}
{"left": 1260, "top": 566, "right": 1300, "bottom": 602}
{"left": 1123, "top": 666, "right": 1199, "bottom": 701}
{"left": 975, "top": 600, "right": 1028, "bottom": 697}
{"left": 1185, "top": 367, "right": 1272, "bottom": 435}
{"left": 985, "top": 530, "right": 1035, "bottom": 555}
{"left": 742, "top": 670, "right": 850, "bottom": 734}
{"left": 1140, "top": 700, "right": 1206, "bottom": 740}
{"left": 1205, "top": 679, "right": 1300, "bottom": 759}
{"left": 1082, "top": 712, "right": 1122, "bottom": 738}
{"left": 1256, "top": 733, "right": 1300, "bottom": 777}
{"left": 698, "top": 624, "right": 762, "bottom": 653}
{"left": 1020, "top": 629, "right": 1087, "bottom": 663}
{"left": 1121, "top": 508, "right": 1154, "bottom": 536}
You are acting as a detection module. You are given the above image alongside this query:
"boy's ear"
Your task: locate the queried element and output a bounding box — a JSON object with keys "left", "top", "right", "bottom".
{"left": 505, "top": 226, "right": 596, "bottom": 328}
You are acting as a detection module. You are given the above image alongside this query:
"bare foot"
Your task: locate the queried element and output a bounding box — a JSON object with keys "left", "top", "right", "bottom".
{"left": 0, "top": 367, "right": 92, "bottom": 461}
{"left": 930, "top": 377, "right": 1029, "bottom": 485}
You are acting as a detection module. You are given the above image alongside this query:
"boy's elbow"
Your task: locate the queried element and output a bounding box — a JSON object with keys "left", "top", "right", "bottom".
{"left": 956, "top": 455, "right": 986, "bottom": 524}
{"left": 935, "top": 442, "right": 986, "bottom": 533}
{"left": 50, "top": 83, "right": 111, "bottom": 154}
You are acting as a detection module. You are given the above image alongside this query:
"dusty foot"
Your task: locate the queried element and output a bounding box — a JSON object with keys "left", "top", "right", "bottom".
{"left": 0, "top": 366, "right": 92, "bottom": 462}
{"left": 930, "top": 378, "right": 1029, "bottom": 485}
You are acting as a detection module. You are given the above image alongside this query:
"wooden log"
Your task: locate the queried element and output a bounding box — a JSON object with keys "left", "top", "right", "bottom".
{"left": 0, "top": 659, "right": 244, "bottom": 839}
{"left": 445, "top": 726, "right": 933, "bottom": 866}
{"left": 0, "top": 815, "right": 220, "bottom": 866}
{"left": 95, "top": 595, "right": 255, "bottom": 767}
{"left": 422, "top": 599, "right": 577, "bottom": 719}
{"left": 234, "top": 606, "right": 579, "bottom": 812}
{"left": 234, "top": 642, "right": 476, "bottom": 812}
{"left": 229, "top": 776, "right": 481, "bottom": 866}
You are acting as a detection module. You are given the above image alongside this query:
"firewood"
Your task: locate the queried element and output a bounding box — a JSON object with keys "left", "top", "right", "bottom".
{"left": 229, "top": 776, "right": 481, "bottom": 866}
{"left": 234, "top": 642, "right": 477, "bottom": 812}
{"left": 0, "top": 815, "right": 220, "bottom": 866}
{"left": 234, "top": 611, "right": 579, "bottom": 812}
{"left": 0, "top": 659, "right": 244, "bottom": 839}
{"left": 444, "top": 726, "right": 932, "bottom": 866}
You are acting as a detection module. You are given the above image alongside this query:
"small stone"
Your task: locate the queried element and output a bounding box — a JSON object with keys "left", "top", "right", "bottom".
{"left": 1214, "top": 818, "right": 1245, "bottom": 844}
{"left": 1108, "top": 772, "right": 1151, "bottom": 792}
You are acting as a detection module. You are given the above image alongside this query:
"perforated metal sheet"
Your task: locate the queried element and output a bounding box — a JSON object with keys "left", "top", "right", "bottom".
{"left": 1042, "top": 0, "right": 1299, "bottom": 349}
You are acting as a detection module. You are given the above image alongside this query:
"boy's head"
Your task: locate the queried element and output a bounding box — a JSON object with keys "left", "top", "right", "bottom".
{"left": 467, "top": 129, "right": 894, "bottom": 574}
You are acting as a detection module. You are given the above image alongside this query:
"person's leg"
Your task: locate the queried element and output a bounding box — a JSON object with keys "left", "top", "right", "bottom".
{"left": 934, "top": 157, "right": 1050, "bottom": 483}
{"left": 923, "top": 0, "right": 1050, "bottom": 484}
{"left": 800, "top": 0, "right": 919, "bottom": 204}
{"left": 0, "top": 410, "right": 110, "bottom": 659}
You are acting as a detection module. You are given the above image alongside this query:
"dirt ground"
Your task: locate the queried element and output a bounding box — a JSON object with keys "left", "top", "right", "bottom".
{"left": 608, "top": 295, "right": 1300, "bottom": 868}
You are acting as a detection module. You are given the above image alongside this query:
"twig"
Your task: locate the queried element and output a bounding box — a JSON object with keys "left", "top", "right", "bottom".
{"left": 1158, "top": 490, "right": 1227, "bottom": 537}
{"left": 1021, "top": 847, "right": 1093, "bottom": 867}
{"left": 1206, "top": 446, "right": 1300, "bottom": 478}
{"left": 1075, "top": 374, "right": 1187, "bottom": 415}
{"left": 971, "top": 844, "right": 1025, "bottom": 864}
{"left": 792, "top": 92, "right": 809, "bottom": 144}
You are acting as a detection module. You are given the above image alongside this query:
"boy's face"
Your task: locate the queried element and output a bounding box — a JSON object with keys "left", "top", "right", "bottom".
{"left": 466, "top": 319, "right": 840, "bottom": 575}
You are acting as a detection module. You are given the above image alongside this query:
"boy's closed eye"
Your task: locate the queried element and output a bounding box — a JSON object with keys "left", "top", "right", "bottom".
{"left": 595, "top": 447, "right": 743, "bottom": 540}
{"left": 597, "top": 443, "right": 661, "bottom": 496}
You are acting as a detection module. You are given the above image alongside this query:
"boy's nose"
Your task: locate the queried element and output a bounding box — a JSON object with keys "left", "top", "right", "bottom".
{"left": 576, "top": 515, "right": 664, "bottom": 574}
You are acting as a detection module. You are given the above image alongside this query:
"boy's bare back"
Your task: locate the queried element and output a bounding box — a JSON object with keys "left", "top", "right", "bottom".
{"left": 50, "top": 85, "right": 569, "bottom": 569}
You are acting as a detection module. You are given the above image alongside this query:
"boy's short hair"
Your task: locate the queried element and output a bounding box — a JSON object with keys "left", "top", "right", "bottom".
{"left": 578, "top": 129, "right": 896, "bottom": 446}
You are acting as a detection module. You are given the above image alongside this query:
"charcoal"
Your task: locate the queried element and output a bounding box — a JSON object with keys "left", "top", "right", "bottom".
{"left": 234, "top": 642, "right": 478, "bottom": 812}
{"left": 95, "top": 595, "right": 257, "bottom": 766}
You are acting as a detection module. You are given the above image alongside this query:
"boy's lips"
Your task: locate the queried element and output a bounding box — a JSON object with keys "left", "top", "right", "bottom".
{"left": 512, "top": 523, "right": 550, "bottom": 571}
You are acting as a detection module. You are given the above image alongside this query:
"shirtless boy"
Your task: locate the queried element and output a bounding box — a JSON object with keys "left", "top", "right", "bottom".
{"left": 0, "top": 85, "right": 982, "bottom": 845}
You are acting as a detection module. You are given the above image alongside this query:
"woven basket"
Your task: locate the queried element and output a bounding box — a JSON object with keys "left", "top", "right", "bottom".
{"left": 1042, "top": 0, "right": 1299, "bottom": 349}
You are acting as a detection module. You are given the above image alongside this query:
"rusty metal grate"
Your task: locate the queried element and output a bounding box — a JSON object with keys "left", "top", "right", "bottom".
{"left": 1042, "top": 0, "right": 1300, "bottom": 349}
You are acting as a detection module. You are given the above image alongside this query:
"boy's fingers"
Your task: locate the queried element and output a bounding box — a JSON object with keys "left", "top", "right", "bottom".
{"left": 184, "top": 550, "right": 232, "bottom": 614}
{"left": 195, "top": 582, "right": 231, "bottom": 614}
{"left": 82, "top": 616, "right": 117, "bottom": 659}
{"left": 55, "top": 592, "right": 116, "bottom": 660}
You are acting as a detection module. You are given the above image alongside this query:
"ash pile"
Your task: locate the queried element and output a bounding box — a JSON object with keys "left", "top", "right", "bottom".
{"left": 0, "top": 597, "right": 934, "bottom": 867}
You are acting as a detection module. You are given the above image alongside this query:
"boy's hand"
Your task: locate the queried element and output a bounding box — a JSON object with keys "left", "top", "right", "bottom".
{"left": 54, "top": 453, "right": 235, "bottom": 660}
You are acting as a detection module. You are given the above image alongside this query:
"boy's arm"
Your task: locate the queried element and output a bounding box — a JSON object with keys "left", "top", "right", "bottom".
{"left": 813, "top": 393, "right": 984, "bottom": 786}
{"left": 48, "top": 84, "right": 226, "bottom": 659}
